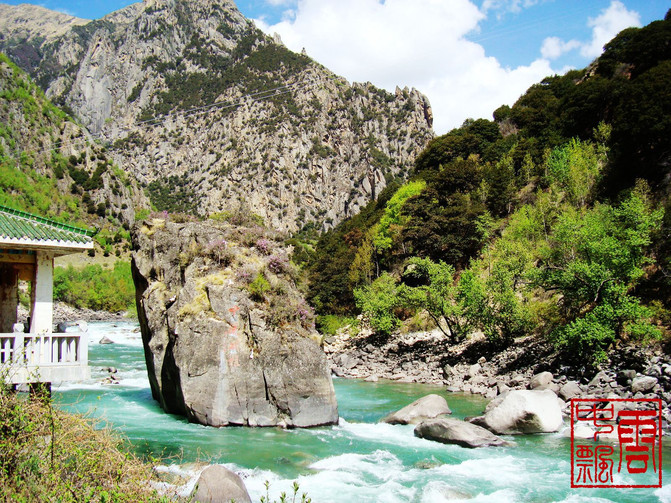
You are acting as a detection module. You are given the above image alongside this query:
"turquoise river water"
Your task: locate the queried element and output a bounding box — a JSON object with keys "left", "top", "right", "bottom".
{"left": 53, "top": 322, "right": 671, "bottom": 502}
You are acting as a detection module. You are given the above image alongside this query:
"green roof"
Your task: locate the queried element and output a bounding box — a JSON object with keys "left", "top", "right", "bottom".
{"left": 0, "top": 205, "right": 95, "bottom": 246}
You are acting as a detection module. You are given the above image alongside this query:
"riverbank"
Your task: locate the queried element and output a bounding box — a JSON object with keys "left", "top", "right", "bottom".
{"left": 55, "top": 321, "right": 671, "bottom": 503}
{"left": 325, "top": 326, "right": 671, "bottom": 426}
{"left": 17, "top": 301, "right": 134, "bottom": 324}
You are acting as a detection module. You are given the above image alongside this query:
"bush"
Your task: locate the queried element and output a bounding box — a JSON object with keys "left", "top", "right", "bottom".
{"left": 0, "top": 383, "right": 167, "bottom": 502}
{"left": 53, "top": 262, "right": 135, "bottom": 313}
{"left": 354, "top": 273, "right": 400, "bottom": 336}
{"left": 248, "top": 272, "right": 270, "bottom": 301}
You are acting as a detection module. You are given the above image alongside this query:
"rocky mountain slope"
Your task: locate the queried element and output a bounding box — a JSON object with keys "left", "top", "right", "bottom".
{"left": 0, "top": 52, "right": 141, "bottom": 239}
{"left": 0, "top": 0, "right": 434, "bottom": 231}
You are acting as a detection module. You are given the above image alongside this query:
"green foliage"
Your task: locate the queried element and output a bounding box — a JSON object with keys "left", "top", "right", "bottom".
{"left": 147, "top": 174, "right": 202, "bottom": 214}
{"left": 248, "top": 272, "right": 271, "bottom": 301}
{"left": 354, "top": 273, "right": 400, "bottom": 336}
{"left": 373, "top": 180, "right": 425, "bottom": 251}
{"left": 546, "top": 137, "right": 604, "bottom": 207}
{"left": 400, "top": 257, "right": 469, "bottom": 340}
{"left": 53, "top": 262, "right": 135, "bottom": 313}
{"left": 534, "top": 183, "right": 663, "bottom": 363}
{"left": 0, "top": 383, "right": 167, "bottom": 502}
{"left": 315, "top": 315, "right": 359, "bottom": 336}
{"left": 307, "top": 182, "right": 400, "bottom": 314}
{"left": 402, "top": 157, "right": 487, "bottom": 266}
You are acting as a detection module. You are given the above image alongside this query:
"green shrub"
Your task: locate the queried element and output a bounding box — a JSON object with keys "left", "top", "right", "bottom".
{"left": 248, "top": 273, "right": 270, "bottom": 301}
{"left": 0, "top": 382, "right": 168, "bottom": 502}
{"left": 53, "top": 261, "right": 135, "bottom": 313}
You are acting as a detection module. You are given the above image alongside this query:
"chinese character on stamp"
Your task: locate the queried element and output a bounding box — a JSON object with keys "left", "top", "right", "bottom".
{"left": 570, "top": 398, "right": 662, "bottom": 488}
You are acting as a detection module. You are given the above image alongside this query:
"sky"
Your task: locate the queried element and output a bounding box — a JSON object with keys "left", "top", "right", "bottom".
{"left": 2, "top": 0, "right": 668, "bottom": 133}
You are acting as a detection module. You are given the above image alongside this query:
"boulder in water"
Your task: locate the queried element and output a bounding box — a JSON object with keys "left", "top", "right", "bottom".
{"left": 381, "top": 394, "right": 451, "bottom": 425}
{"left": 473, "top": 389, "right": 563, "bottom": 434}
{"left": 131, "top": 219, "right": 338, "bottom": 428}
{"left": 191, "top": 465, "right": 251, "bottom": 503}
{"left": 414, "top": 418, "right": 509, "bottom": 448}
{"left": 99, "top": 336, "right": 115, "bottom": 344}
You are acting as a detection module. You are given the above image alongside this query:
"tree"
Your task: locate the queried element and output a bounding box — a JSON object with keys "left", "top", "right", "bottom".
{"left": 400, "top": 257, "right": 470, "bottom": 341}
{"left": 402, "top": 157, "right": 487, "bottom": 267}
{"left": 353, "top": 273, "right": 400, "bottom": 336}
{"left": 533, "top": 182, "right": 663, "bottom": 363}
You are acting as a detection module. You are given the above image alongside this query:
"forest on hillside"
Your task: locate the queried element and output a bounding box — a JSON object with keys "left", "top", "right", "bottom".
{"left": 307, "top": 11, "right": 671, "bottom": 367}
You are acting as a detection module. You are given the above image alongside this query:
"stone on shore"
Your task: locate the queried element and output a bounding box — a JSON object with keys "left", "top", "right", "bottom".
{"left": 558, "top": 381, "right": 582, "bottom": 401}
{"left": 191, "top": 465, "right": 251, "bottom": 503}
{"left": 381, "top": 394, "right": 452, "bottom": 425}
{"left": 631, "top": 376, "right": 657, "bottom": 393}
{"left": 473, "top": 389, "right": 563, "bottom": 434}
{"left": 528, "top": 371, "right": 554, "bottom": 390}
{"left": 414, "top": 418, "right": 508, "bottom": 448}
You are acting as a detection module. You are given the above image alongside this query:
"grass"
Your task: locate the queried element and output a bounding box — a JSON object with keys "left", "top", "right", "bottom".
{"left": 0, "top": 382, "right": 170, "bottom": 502}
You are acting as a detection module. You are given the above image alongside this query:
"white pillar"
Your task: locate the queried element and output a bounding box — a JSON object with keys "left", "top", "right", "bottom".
{"left": 30, "top": 252, "right": 54, "bottom": 334}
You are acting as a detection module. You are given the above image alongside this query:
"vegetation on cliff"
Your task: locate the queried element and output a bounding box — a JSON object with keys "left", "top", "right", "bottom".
{"left": 308, "top": 12, "right": 671, "bottom": 366}
{"left": 0, "top": 52, "right": 142, "bottom": 256}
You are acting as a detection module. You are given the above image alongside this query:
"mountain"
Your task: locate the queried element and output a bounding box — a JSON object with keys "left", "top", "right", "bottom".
{"left": 307, "top": 11, "right": 671, "bottom": 363}
{"left": 0, "top": 52, "right": 143, "bottom": 252}
{"left": 0, "top": 0, "right": 434, "bottom": 231}
{"left": 0, "top": 3, "right": 88, "bottom": 71}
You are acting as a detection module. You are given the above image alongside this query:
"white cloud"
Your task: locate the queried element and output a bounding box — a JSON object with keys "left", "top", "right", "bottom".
{"left": 482, "top": 0, "right": 539, "bottom": 14}
{"left": 581, "top": 0, "right": 640, "bottom": 58}
{"left": 540, "top": 36, "right": 581, "bottom": 60}
{"left": 264, "top": 0, "right": 296, "bottom": 7}
{"left": 258, "top": 0, "right": 556, "bottom": 133}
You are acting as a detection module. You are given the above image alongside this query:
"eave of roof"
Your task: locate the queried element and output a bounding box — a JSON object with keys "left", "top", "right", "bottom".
{"left": 0, "top": 205, "right": 95, "bottom": 252}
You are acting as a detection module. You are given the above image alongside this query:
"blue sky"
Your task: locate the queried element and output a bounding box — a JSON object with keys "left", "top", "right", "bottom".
{"left": 1, "top": 0, "right": 668, "bottom": 132}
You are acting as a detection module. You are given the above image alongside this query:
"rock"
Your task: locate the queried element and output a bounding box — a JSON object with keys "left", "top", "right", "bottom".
{"left": 477, "top": 357, "right": 487, "bottom": 365}
{"left": 414, "top": 418, "right": 509, "bottom": 448}
{"left": 631, "top": 376, "right": 658, "bottom": 393}
{"left": 588, "top": 371, "right": 612, "bottom": 387}
{"left": 381, "top": 394, "right": 452, "bottom": 425}
{"left": 529, "top": 371, "right": 554, "bottom": 390}
{"left": 338, "top": 353, "right": 361, "bottom": 370}
{"left": 191, "top": 465, "right": 251, "bottom": 503}
{"left": 468, "top": 363, "right": 481, "bottom": 378}
{"left": 559, "top": 381, "right": 582, "bottom": 401}
{"left": 442, "top": 364, "right": 453, "bottom": 378}
{"left": 497, "top": 382, "right": 510, "bottom": 395}
{"left": 98, "top": 336, "right": 115, "bottom": 344}
{"left": 617, "top": 369, "right": 637, "bottom": 385}
{"left": 475, "top": 389, "right": 563, "bottom": 434}
{"left": 364, "top": 375, "right": 379, "bottom": 382}
{"left": 132, "top": 220, "right": 338, "bottom": 428}
{"left": 105, "top": 367, "right": 118, "bottom": 374}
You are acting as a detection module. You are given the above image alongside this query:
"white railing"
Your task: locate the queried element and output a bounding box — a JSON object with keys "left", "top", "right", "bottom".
{"left": 0, "top": 331, "right": 89, "bottom": 384}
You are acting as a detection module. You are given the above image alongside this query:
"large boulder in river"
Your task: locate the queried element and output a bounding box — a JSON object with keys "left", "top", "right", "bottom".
{"left": 131, "top": 218, "right": 338, "bottom": 428}
{"left": 414, "top": 418, "right": 508, "bottom": 448}
{"left": 192, "top": 465, "right": 251, "bottom": 503}
{"left": 473, "top": 389, "right": 562, "bottom": 434}
{"left": 381, "top": 394, "right": 451, "bottom": 425}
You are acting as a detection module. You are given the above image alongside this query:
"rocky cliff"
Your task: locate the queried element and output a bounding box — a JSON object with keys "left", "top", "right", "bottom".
{"left": 0, "top": 0, "right": 434, "bottom": 231}
{"left": 0, "top": 52, "right": 141, "bottom": 232}
{"left": 131, "top": 216, "right": 339, "bottom": 427}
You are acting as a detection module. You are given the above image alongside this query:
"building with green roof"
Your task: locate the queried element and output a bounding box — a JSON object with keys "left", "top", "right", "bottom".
{"left": 0, "top": 205, "right": 93, "bottom": 386}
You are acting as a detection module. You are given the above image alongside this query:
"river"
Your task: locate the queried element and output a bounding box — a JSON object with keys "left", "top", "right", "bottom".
{"left": 53, "top": 321, "right": 671, "bottom": 502}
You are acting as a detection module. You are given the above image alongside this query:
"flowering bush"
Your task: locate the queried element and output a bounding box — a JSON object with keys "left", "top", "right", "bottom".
{"left": 256, "top": 238, "right": 272, "bottom": 255}
{"left": 267, "top": 254, "right": 289, "bottom": 274}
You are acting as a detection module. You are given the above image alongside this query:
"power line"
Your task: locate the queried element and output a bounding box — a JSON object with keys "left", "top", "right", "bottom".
{"left": 5, "top": 74, "right": 340, "bottom": 163}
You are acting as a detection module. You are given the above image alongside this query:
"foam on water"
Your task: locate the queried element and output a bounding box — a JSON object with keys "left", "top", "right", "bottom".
{"left": 51, "top": 322, "right": 671, "bottom": 503}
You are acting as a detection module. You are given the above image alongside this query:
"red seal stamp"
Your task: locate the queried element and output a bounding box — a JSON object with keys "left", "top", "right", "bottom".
{"left": 570, "top": 398, "right": 663, "bottom": 488}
